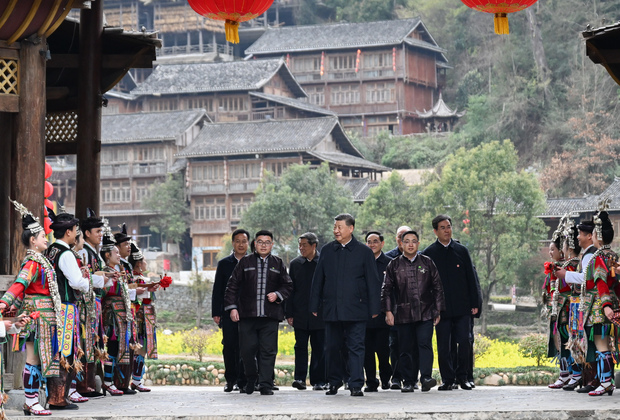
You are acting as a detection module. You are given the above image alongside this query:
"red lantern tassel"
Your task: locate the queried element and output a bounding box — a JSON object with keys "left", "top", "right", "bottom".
{"left": 494, "top": 13, "right": 509, "bottom": 35}
{"left": 225, "top": 20, "right": 240, "bottom": 44}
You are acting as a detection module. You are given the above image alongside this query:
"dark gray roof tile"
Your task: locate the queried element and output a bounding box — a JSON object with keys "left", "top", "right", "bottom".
{"left": 249, "top": 92, "right": 336, "bottom": 116}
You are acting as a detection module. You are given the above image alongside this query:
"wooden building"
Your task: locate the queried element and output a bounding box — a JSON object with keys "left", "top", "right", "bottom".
{"left": 244, "top": 18, "right": 450, "bottom": 136}
{"left": 175, "top": 116, "right": 388, "bottom": 269}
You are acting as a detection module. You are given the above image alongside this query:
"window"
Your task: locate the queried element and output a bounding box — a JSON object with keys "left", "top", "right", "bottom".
{"left": 305, "top": 86, "right": 325, "bottom": 106}
{"left": 330, "top": 84, "right": 360, "bottom": 105}
{"left": 191, "top": 164, "right": 225, "bottom": 181}
{"left": 101, "top": 181, "right": 131, "bottom": 203}
{"left": 218, "top": 96, "right": 247, "bottom": 112}
{"left": 293, "top": 57, "right": 321, "bottom": 72}
{"left": 267, "top": 161, "right": 290, "bottom": 177}
{"left": 202, "top": 251, "right": 219, "bottom": 269}
{"left": 231, "top": 196, "right": 252, "bottom": 220}
{"left": 194, "top": 197, "right": 226, "bottom": 220}
{"left": 101, "top": 148, "right": 128, "bottom": 163}
{"left": 366, "top": 82, "right": 395, "bottom": 104}
{"left": 186, "top": 97, "right": 214, "bottom": 112}
{"left": 148, "top": 99, "right": 178, "bottom": 112}
{"left": 135, "top": 147, "right": 164, "bottom": 162}
{"left": 329, "top": 55, "right": 356, "bottom": 70}
{"left": 363, "top": 53, "right": 392, "bottom": 69}
{"left": 135, "top": 180, "right": 151, "bottom": 202}
{"left": 229, "top": 163, "right": 261, "bottom": 180}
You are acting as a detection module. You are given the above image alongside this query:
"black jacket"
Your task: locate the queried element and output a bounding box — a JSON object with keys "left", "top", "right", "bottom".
{"left": 385, "top": 247, "right": 401, "bottom": 259}
{"left": 224, "top": 253, "right": 293, "bottom": 321}
{"left": 367, "top": 252, "right": 391, "bottom": 329}
{"left": 211, "top": 253, "right": 242, "bottom": 318}
{"left": 381, "top": 254, "right": 445, "bottom": 324}
{"left": 285, "top": 252, "right": 324, "bottom": 330}
{"left": 422, "top": 239, "right": 479, "bottom": 318}
{"left": 309, "top": 235, "right": 381, "bottom": 322}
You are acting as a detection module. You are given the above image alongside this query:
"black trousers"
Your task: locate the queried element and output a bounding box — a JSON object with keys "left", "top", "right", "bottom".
{"left": 363, "top": 327, "right": 392, "bottom": 388}
{"left": 238, "top": 318, "right": 279, "bottom": 389}
{"left": 389, "top": 327, "right": 403, "bottom": 383}
{"left": 397, "top": 320, "right": 434, "bottom": 385}
{"left": 451, "top": 316, "right": 475, "bottom": 382}
{"left": 222, "top": 313, "right": 246, "bottom": 387}
{"left": 325, "top": 321, "right": 366, "bottom": 389}
{"left": 294, "top": 328, "right": 326, "bottom": 385}
{"left": 436, "top": 314, "right": 471, "bottom": 384}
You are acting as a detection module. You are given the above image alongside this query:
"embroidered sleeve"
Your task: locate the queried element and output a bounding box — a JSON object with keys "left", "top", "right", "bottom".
{"left": 592, "top": 256, "right": 613, "bottom": 307}
{"left": 1, "top": 261, "right": 38, "bottom": 307}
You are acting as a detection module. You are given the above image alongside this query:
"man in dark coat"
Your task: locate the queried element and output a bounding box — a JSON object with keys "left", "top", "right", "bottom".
{"left": 383, "top": 230, "right": 445, "bottom": 393}
{"left": 286, "top": 232, "right": 326, "bottom": 391}
{"left": 363, "top": 231, "right": 392, "bottom": 392}
{"left": 224, "top": 230, "right": 293, "bottom": 395}
{"left": 422, "top": 215, "right": 479, "bottom": 391}
{"left": 310, "top": 213, "right": 381, "bottom": 397}
{"left": 211, "top": 229, "right": 249, "bottom": 392}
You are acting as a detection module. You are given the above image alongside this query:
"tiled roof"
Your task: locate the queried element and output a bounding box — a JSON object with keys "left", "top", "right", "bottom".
{"left": 307, "top": 151, "right": 389, "bottom": 172}
{"left": 102, "top": 109, "right": 208, "bottom": 143}
{"left": 540, "top": 177, "right": 620, "bottom": 217}
{"left": 176, "top": 117, "right": 362, "bottom": 158}
{"left": 417, "top": 93, "right": 465, "bottom": 118}
{"left": 131, "top": 58, "right": 306, "bottom": 97}
{"left": 249, "top": 92, "right": 336, "bottom": 116}
{"left": 246, "top": 18, "right": 444, "bottom": 59}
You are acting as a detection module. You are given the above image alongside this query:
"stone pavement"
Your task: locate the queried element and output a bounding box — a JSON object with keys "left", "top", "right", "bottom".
{"left": 5, "top": 385, "right": 620, "bottom": 419}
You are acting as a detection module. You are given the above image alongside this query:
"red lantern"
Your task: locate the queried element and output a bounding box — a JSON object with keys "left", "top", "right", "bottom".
{"left": 44, "top": 199, "right": 53, "bottom": 210}
{"left": 460, "top": 0, "right": 538, "bottom": 34}
{"left": 45, "top": 162, "right": 53, "bottom": 179}
{"left": 44, "top": 217, "right": 52, "bottom": 235}
{"left": 188, "top": 0, "right": 275, "bottom": 44}
{"left": 44, "top": 181, "right": 54, "bottom": 198}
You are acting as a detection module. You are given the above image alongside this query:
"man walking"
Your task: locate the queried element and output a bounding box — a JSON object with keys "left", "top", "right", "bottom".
{"left": 212, "top": 229, "right": 250, "bottom": 392}
{"left": 383, "top": 230, "right": 445, "bottom": 392}
{"left": 287, "top": 232, "right": 326, "bottom": 391}
{"left": 422, "top": 215, "right": 479, "bottom": 390}
{"left": 310, "top": 214, "right": 380, "bottom": 397}
{"left": 363, "top": 231, "right": 392, "bottom": 392}
{"left": 224, "top": 230, "right": 292, "bottom": 395}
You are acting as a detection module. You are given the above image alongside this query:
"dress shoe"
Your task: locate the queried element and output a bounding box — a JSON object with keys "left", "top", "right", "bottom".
{"left": 401, "top": 384, "right": 414, "bottom": 393}
{"left": 80, "top": 391, "right": 104, "bottom": 398}
{"left": 120, "top": 387, "right": 137, "bottom": 395}
{"left": 233, "top": 384, "right": 240, "bottom": 391}
{"left": 326, "top": 384, "right": 340, "bottom": 395}
{"left": 421, "top": 378, "right": 437, "bottom": 392}
{"left": 438, "top": 382, "right": 454, "bottom": 391}
{"left": 381, "top": 382, "right": 390, "bottom": 390}
{"left": 562, "top": 378, "right": 582, "bottom": 391}
{"left": 313, "top": 383, "right": 327, "bottom": 391}
{"left": 131, "top": 383, "right": 151, "bottom": 392}
{"left": 458, "top": 380, "right": 473, "bottom": 390}
{"left": 260, "top": 387, "right": 274, "bottom": 395}
{"left": 101, "top": 384, "right": 124, "bottom": 396}
{"left": 576, "top": 384, "right": 596, "bottom": 393}
{"left": 292, "top": 380, "right": 307, "bottom": 390}
{"left": 413, "top": 383, "right": 419, "bottom": 390}
{"left": 224, "top": 383, "right": 234, "bottom": 392}
{"left": 389, "top": 380, "right": 401, "bottom": 390}
{"left": 48, "top": 403, "right": 79, "bottom": 410}
{"left": 363, "top": 386, "right": 378, "bottom": 392}
{"left": 245, "top": 381, "right": 256, "bottom": 395}
{"left": 343, "top": 383, "right": 349, "bottom": 390}
{"left": 272, "top": 385, "right": 279, "bottom": 391}
{"left": 350, "top": 388, "right": 364, "bottom": 396}
{"left": 468, "top": 381, "right": 476, "bottom": 389}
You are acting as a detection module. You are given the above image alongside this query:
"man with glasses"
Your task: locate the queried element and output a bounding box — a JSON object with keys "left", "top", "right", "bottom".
{"left": 422, "top": 215, "right": 479, "bottom": 391}
{"left": 310, "top": 214, "right": 381, "bottom": 397}
{"left": 212, "top": 229, "right": 250, "bottom": 392}
{"left": 224, "top": 230, "right": 293, "bottom": 395}
{"left": 383, "top": 230, "right": 445, "bottom": 392}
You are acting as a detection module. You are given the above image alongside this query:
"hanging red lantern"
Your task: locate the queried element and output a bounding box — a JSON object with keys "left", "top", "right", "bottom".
{"left": 460, "top": 0, "right": 538, "bottom": 34}
{"left": 44, "top": 217, "right": 52, "bottom": 235}
{"left": 45, "top": 162, "right": 53, "bottom": 179}
{"left": 187, "top": 0, "right": 275, "bottom": 44}
{"left": 44, "top": 181, "right": 54, "bottom": 198}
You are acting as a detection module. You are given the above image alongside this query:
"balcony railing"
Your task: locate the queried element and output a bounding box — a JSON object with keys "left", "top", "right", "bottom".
{"left": 101, "top": 165, "right": 130, "bottom": 178}
{"left": 133, "top": 163, "right": 167, "bottom": 176}
{"left": 158, "top": 43, "right": 234, "bottom": 57}
{"left": 229, "top": 181, "right": 260, "bottom": 192}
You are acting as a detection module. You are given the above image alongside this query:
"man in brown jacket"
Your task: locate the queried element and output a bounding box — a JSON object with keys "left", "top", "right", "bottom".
{"left": 224, "top": 230, "right": 293, "bottom": 395}
{"left": 382, "top": 230, "right": 445, "bottom": 393}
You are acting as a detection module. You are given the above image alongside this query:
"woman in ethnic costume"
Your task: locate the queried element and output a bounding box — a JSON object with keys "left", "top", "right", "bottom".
{"left": 128, "top": 241, "right": 159, "bottom": 392}
{"left": 0, "top": 201, "right": 63, "bottom": 416}
{"left": 0, "top": 314, "right": 27, "bottom": 419}
{"left": 99, "top": 222, "right": 134, "bottom": 396}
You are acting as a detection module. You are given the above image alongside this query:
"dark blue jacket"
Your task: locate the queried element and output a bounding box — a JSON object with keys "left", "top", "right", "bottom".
{"left": 286, "top": 252, "right": 324, "bottom": 330}
{"left": 309, "top": 235, "right": 381, "bottom": 322}
{"left": 422, "top": 239, "right": 479, "bottom": 318}
{"left": 367, "top": 251, "right": 392, "bottom": 329}
{"left": 211, "top": 253, "right": 241, "bottom": 318}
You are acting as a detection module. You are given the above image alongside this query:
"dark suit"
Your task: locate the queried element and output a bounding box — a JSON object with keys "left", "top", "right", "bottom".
{"left": 422, "top": 239, "right": 479, "bottom": 385}
{"left": 286, "top": 252, "right": 326, "bottom": 386}
{"left": 309, "top": 235, "right": 381, "bottom": 389}
{"left": 212, "top": 253, "right": 245, "bottom": 387}
{"left": 363, "top": 251, "right": 392, "bottom": 389}
{"left": 384, "top": 246, "right": 402, "bottom": 383}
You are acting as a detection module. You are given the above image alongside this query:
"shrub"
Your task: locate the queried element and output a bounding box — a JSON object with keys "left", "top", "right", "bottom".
{"left": 473, "top": 333, "right": 491, "bottom": 360}
{"left": 518, "top": 333, "right": 548, "bottom": 367}
{"left": 182, "top": 328, "right": 211, "bottom": 362}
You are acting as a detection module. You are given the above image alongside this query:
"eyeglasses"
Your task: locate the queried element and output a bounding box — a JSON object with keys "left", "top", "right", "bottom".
{"left": 256, "top": 240, "right": 272, "bottom": 246}
{"left": 402, "top": 240, "right": 419, "bottom": 245}
{"left": 366, "top": 240, "right": 382, "bottom": 245}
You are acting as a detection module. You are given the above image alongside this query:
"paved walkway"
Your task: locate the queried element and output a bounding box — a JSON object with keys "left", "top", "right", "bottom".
{"left": 6, "top": 385, "right": 620, "bottom": 419}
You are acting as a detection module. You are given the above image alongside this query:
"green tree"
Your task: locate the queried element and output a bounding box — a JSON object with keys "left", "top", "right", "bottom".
{"left": 189, "top": 256, "right": 211, "bottom": 328}
{"left": 356, "top": 172, "right": 422, "bottom": 250}
{"left": 241, "top": 163, "right": 355, "bottom": 263}
{"left": 143, "top": 173, "right": 190, "bottom": 247}
{"left": 422, "top": 140, "right": 547, "bottom": 333}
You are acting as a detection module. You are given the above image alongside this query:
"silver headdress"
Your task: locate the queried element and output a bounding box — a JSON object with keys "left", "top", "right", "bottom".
{"left": 594, "top": 196, "right": 612, "bottom": 241}
{"left": 562, "top": 215, "right": 577, "bottom": 250}
{"left": 100, "top": 217, "right": 117, "bottom": 252}
{"left": 10, "top": 197, "right": 44, "bottom": 235}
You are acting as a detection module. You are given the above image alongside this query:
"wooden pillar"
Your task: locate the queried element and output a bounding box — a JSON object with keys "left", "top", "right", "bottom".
{"left": 0, "top": 113, "right": 12, "bottom": 275}
{"left": 75, "top": 1, "right": 103, "bottom": 219}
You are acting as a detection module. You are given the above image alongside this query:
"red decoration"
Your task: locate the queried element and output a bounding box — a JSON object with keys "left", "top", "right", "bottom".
{"left": 29, "top": 311, "right": 40, "bottom": 320}
{"left": 187, "top": 0, "right": 275, "bottom": 44}
{"left": 44, "top": 217, "right": 52, "bottom": 235}
{"left": 44, "top": 181, "right": 54, "bottom": 198}
{"left": 544, "top": 261, "right": 555, "bottom": 275}
{"left": 44, "top": 199, "right": 53, "bottom": 210}
{"left": 460, "top": 0, "right": 538, "bottom": 34}
{"left": 159, "top": 275, "right": 172, "bottom": 289}
{"left": 45, "top": 162, "right": 53, "bottom": 179}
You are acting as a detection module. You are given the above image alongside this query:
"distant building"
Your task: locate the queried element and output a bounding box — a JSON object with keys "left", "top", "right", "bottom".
{"left": 416, "top": 93, "right": 465, "bottom": 133}
{"left": 175, "top": 116, "right": 388, "bottom": 269}
{"left": 245, "top": 18, "right": 451, "bottom": 136}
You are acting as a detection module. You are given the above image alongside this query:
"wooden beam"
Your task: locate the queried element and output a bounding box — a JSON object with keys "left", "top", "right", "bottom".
{"left": 46, "top": 141, "right": 78, "bottom": 156}
{"left": 48, "top": 53, "right": 157, "bottom": 69}
{"left": 0, "top": 95, "right": 18, "bottom": 112}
